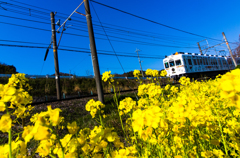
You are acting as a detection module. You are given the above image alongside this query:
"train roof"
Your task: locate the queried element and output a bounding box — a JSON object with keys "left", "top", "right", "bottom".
{"left": 164, "top": 52, "right": 233, "bottom": 59}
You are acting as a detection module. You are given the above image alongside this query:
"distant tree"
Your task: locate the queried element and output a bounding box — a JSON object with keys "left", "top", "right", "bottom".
{"left": 0, "top": 63, "right": 17, "bottom": 74}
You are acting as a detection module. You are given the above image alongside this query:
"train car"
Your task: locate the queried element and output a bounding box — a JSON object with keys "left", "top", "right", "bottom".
{"left": 163, "top": 52, "right": 240, "bottom": 80}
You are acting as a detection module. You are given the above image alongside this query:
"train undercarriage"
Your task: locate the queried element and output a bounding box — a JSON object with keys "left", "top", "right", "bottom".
{"left": 171, "top": 70, "right": 230, "bottom": 81}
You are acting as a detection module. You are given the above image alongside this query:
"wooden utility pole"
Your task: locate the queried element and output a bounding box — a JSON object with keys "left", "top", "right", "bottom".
{"left": 197, "top": 42, "right": 203, "bottom": 54}
{"left": 50, "top": 12, "right": 61, "bottom": 100}
{"left": 222, "top": 32, "right": 237, "bottom": 67}
{"left": 84, "top": 0, "right": 104, "bottom": 103}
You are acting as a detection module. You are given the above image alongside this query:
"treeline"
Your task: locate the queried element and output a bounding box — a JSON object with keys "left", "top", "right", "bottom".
{"left": 0, "top": 63, "right": 17, "bottom": 74}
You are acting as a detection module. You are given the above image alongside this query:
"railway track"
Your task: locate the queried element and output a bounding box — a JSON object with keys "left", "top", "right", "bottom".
{"left": 29, "top": 81, "right": 184, "bottom": 106}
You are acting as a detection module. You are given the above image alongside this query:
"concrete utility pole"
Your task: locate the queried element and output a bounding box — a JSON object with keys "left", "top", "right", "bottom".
{"left": 222, "top": 32, "right": 237, "bottom": 67}
{"left": 50, "top": 12, "right": 61, "bottom": 100}
{"left": 84, "top": 0, "right": 104, "bottom": 103}
{"left": 197, "top": 42, "right": 203, "bottom": 54}
{"left": 136, "top": 48, "right": 144, "bottom": 77}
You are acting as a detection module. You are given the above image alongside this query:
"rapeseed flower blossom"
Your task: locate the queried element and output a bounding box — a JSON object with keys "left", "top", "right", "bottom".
{"left": 160, "top": 70, "right": 167, "bottom": 77}
{"left": 133, "top": 70, "right": 141, "bottom": 78}
{"left": 102, "top": 71, "right": 114, "bottom": 83}
{"left": 2, "top": 69, "right": 240, "bottom": 158}
{"left": 119, "top": 97, "right": 136, "bottom": 115}
{"left": 0, "top": 114, "right": 12, "bottom": 133}
{"left": 85, "top": 99, "right": 105, "bottom": 118}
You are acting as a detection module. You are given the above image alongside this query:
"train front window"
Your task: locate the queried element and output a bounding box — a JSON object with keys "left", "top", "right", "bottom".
{"left": 175, "top": 60, "right": 182, "bottom": 66}
{"left": 169, "top": 61, "right": 175, "bottom": 67}
{"left": 164, "top": 62, "right": 169, "bottom": 68}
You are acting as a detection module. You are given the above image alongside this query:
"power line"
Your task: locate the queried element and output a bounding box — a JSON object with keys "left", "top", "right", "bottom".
{"left": 0, "top": 13, "right": 198, "bottom": 47}
{"left": 0, "top": 20, "right": 199, "bottom": 48}
{"left": 90, "top": 0, "right": 223, "bottom": 42}
{"left": 0, "top": 39, "right": 165, "bottom": 57}
{"left": 0, "top": 21, "right": 50, "bottom": 31}
{"left": 4, "top": 0, "right": 235, "bottom": 45}
{"left": 1, "top": 1, "right": 205, "bottom": 42}
{"left": 0, "top": 14, "right": 50, "bottom": 24}
{"left": 90, "top": 1, "right": 125, "bottom": 73}
{"left": 0, "top": 43, "right": 164, "bottom": 59}
{"left": 63, "top": 32, "right": 198, "bottom": 48}
{"left": 1, "top": 1, "right": 219, "bottom": 46}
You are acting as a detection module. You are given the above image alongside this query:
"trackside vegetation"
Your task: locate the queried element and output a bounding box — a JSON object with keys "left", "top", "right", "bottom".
{"left": 0, "top": 68, "right": 240, "bottom": 157}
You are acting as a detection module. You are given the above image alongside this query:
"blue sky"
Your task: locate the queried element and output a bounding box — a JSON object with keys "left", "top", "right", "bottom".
{"left": 0, "top": 0, "right": 240, "bottom": 76}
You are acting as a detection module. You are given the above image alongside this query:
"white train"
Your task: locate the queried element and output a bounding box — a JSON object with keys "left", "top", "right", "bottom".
{"left": 163, "top": 52, "right": 240, "bottom": 80}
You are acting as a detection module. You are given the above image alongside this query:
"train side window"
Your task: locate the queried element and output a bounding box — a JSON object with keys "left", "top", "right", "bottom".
{"left": 193, "top": 59, "right": 197, "bottom": 65}
{"left": 197, "top": 58, "right": 200, "bottom": 65}
{"left": 188, "top": 59, "right": 193, "bottom": 65}
{"left": 169, "top": 61, "right": 175, "bottom": 67}
{"left": 164, "top": 62, "right": 169, "bottom": 68}
{"left": 203, "top": 58, "right": 206, "bottom": 65}
{"left": 209, "top": 58, "right": 211, "bottom": 65}
{"left": 223, "top": 59, "right": 226, "bottom": 65}
{"left": 175, "top": 60, "right": 182, "bottom": 66}
{"left": 199, "top": 58, "right": 202, "bottom": 65}
{"left": 237, "top": 59, "right": 240, "bottom": 64}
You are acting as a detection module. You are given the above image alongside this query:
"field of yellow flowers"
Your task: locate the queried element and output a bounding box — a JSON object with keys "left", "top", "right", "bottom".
{"left": 0, "top": 68, "right": 240, "bottom": 158}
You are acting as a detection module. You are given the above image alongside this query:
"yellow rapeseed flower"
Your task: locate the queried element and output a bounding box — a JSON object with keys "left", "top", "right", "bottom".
{"left": 0, "top": 114, "right": 12, "bottom": 133}
{"left": 67, "top": 121, "right": 79, "bottom": 135}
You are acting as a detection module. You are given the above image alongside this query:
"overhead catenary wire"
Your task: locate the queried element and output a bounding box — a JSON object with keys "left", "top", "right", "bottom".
{"left": 90, "top": 1, "right": 125, "bottom": 73}
{"left": 0, "top": 39, "right": 166, "bottom": 57}
{"left": 0, "top": 43, "right": 165, "bottom": 59}
{"left": 3, "top": 0, "right": 236, "bottom": 44}
{"left": 90, "top": 0, "right": 223, "bottom": 42}
{"left": 6, "top": 0, "right": 205, "bottom": 41}
{"left": 2, "top": 1, "right": 230, "bottom": 48}
{"left": 0, "top": 21, "right": 199, "bottom": 48}
{"left": 0, "top": 14, "right": 199, "bottom": 46}
{"left": 0, "top": 1, "right": 213, "bottom": 43}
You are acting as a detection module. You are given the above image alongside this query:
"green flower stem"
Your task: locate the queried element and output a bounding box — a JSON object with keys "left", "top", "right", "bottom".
{"left": 99, "top": 113, "right": 104, "bottom": 127}
{"left": 8, "top": 128, "right": 12, "bottom": 158}
{"left": 5, "top": 104, "right": 12, "bottom": 158}
{"left": 113, "top": 85, "right": 128, "bottom": 143}
{"left": 129, "top": 113, "right": 138, "bottom": 145}
{"left": 49, "top": 153, "right": 57, "bottom": 158}
{"left": 214, "top": 106, "right": 228, "bottom": 156}
{"left": 52, "top": 128, "right": 65, "bottom": 158}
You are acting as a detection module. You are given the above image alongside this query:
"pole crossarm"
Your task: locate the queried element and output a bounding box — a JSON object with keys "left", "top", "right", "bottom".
{"left": 56, "top": 0, "right": 85, "bottom": 32}
{"left": 201, "top": 42, "right": 225, "bottom": 51}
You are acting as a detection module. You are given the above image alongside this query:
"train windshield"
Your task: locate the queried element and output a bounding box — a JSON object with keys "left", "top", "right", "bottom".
{"left": 169, "top": 60, "right": 175, "bottom": 67}
{"left": 164, "top": 62, "right": 169, "bottom": 68}
{"left": 175, "top": 59, "right": 182, "bottom": 66}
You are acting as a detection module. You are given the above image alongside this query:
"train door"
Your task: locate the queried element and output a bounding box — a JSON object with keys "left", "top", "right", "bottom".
{"left": 182, "top": 56, "right": 188, "bottom": 73}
